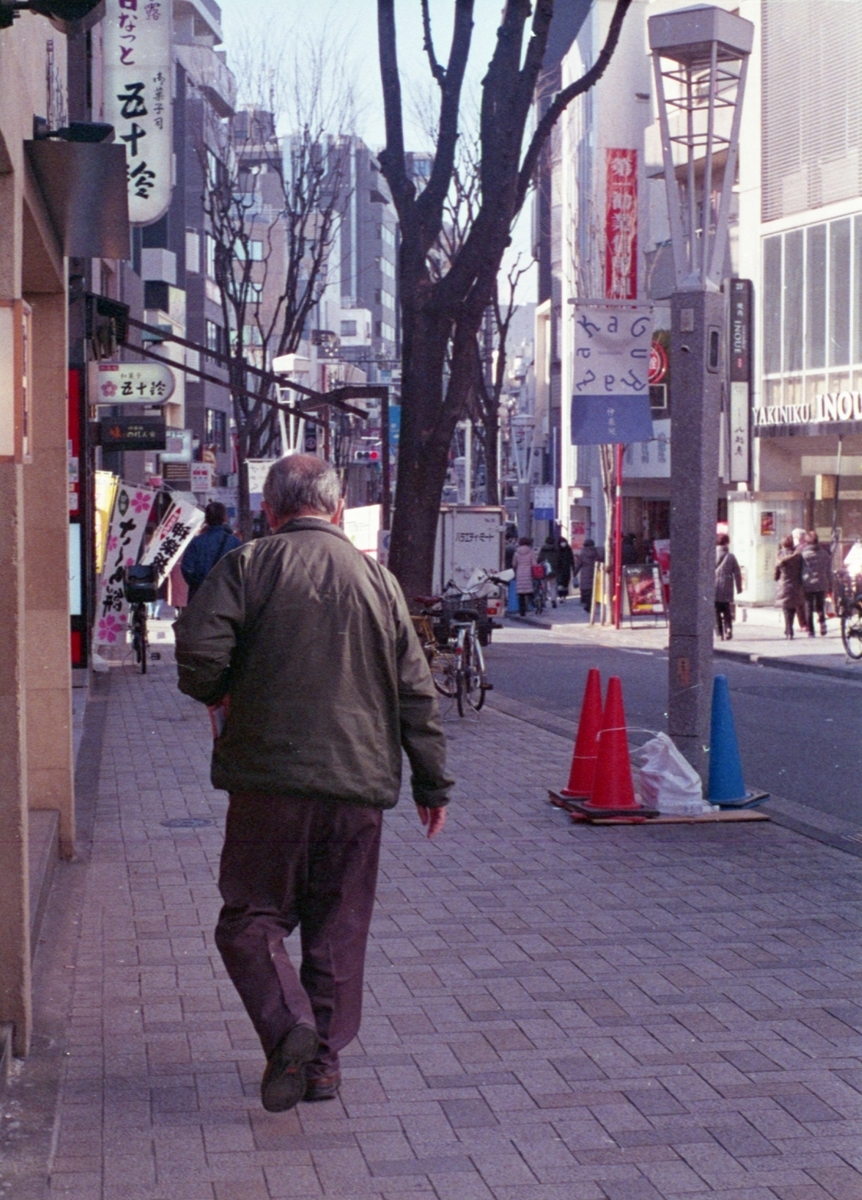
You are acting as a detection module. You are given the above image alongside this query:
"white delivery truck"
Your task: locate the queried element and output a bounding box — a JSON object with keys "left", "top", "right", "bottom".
{"left": 433, "top": 505, "right": 505, "bottom": 594}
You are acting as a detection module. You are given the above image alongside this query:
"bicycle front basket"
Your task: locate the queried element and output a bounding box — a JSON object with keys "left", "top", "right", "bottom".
{"left": 123, "top": 563, "right": 160, "bottom": 604}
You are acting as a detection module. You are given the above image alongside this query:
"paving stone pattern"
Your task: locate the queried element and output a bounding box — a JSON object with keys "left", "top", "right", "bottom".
{"left": 48, "top": 663, "right": 862, "bottom": 1199}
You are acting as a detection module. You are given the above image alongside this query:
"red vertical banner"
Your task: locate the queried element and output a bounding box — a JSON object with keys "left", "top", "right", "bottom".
{"left": 604, "top": 148, "right": 638, "bottom": 301}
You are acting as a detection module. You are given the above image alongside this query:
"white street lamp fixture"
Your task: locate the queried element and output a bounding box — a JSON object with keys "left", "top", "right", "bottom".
{"left": 650, "top": 6, "right": 753, "bottom": 292}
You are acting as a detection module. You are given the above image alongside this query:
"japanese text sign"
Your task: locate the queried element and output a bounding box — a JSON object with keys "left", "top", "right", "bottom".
{"left": 571, "top": 304, "right": 654, "bottom": 445}
{"left": 103, "top": 0, "right": 173, "bottom": 226}
{"left": 140, "top": 496, "right": 204, "bottom": 583}
{"left": 605, "top": 148, "right": 638, "bottom": 300}
{"left": 93, "top": 482, "right": 155, "bottom": 649}
{"left": 91, "top": 361, "right": 175, "bottom": 404}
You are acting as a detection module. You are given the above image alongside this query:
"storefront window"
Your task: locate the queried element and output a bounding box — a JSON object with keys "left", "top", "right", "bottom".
{"left": 763, "top": 378, "right": 782, "bottom": 406}
{"left": 829, "top": 219, "right": 851, "bottom": 367}
{"left": 805, "top": 224, "right": 826, "bottom": 370}
{"left": 804, "top": 375, "right": 825, "bottom": 402}
{"left": 784, "top": 230, "right": 804, "bottom": 372}
{"left": 763, "top": 235, "right": 782, "bottom": 375}
{"left": 785, "top": 376, "right": 803, "bottom": 405}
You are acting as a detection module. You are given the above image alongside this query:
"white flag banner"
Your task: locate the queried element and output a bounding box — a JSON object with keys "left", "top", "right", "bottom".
{"left": 572, "top": 304, "right": 654, "bottom": 444}
{"left": 93, "top": 482, "right": 156, "bottom": 649}
{"left": 140, "top": 496, "right": 204, "bottom": 583}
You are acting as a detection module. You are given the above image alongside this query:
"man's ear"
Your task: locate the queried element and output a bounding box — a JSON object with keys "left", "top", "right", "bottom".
{"left": 330, "top": 498, "right": 345, "bottom": 527}
{"left": 261, "top": 500, "right": 279, "bottom": 532}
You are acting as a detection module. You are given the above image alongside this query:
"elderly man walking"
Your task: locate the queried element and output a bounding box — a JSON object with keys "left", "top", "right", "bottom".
{"left": 174, "top": 455, "right": 452, "bottom": 1112}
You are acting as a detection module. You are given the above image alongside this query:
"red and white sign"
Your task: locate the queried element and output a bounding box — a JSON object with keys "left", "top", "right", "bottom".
{"left": 648, "top": 341, "right": 668, "bottom": 384}
{"left": 191, "top": 462, "right": 213, "bottom": 492}
{"left": 605, "top": 148, "right": 637, "bottom": 300}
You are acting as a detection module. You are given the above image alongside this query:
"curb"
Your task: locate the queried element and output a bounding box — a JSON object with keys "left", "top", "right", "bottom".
{"left": 503, "top": 618, "right": 862, "bottom": 683}
{"left": 714, "top": 646, "right": 862, "bottom": 683}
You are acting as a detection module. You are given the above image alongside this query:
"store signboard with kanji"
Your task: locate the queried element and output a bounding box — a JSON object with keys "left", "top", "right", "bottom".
{"left": 728, "top": 278, "right": 752, "bottom": 483}
{"left": 571, "top": 304, "right": 654, "bottom": 444}
{"left": 103, "top": 0, "right": 173, "bottom": 226}
{"left": 90, "top": 361, "right": 175, "bottom": 404}
{"left": 605, "top": 148, "right": 638, "bottom": 300}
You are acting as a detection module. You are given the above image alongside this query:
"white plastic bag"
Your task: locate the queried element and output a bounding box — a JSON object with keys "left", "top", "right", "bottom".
{"left": 636, "top": 732, "right": 705, "bottom": 815}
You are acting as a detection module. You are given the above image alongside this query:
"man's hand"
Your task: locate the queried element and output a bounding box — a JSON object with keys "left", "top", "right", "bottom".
{"left": 416, "top": 804, "right": 446, "bottom": 839}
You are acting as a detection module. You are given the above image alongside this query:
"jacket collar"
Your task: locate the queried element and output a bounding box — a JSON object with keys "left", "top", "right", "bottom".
{"left": 275, "top": 517, "right": 353, "bottom": 543}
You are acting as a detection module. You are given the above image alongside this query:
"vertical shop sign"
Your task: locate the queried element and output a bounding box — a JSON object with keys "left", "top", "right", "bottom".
{"left": 571, "top": 304, "right": 654, "bottom": 444}
{"left": 140, "top": 496, "right": 204, "bottom": 581}
{"left": 93, "top": 483, "right": 156, "bottom": 650}
{"left": 103, "top": 0, "right": 173, "bottom": 226}
{"left": 605, "top": 148, "right": 638, "bottom": 301}
{"left": 729, "top": 278, "right": 752, "bottom": 482}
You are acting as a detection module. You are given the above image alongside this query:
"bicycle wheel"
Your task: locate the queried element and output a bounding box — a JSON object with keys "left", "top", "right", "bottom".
{"left": 429, "top": 644, "right": 458, "bottom": 697}
{"left": 464, "top": 631, "right": 487, "bottom": 712}
{"left": 841, "top": 608, "right": 862, "bottom": 659}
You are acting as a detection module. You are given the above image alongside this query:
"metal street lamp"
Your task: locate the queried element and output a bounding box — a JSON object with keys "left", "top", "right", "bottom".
{"left": 648, "top": 5, "right": 753, "bottom": 780}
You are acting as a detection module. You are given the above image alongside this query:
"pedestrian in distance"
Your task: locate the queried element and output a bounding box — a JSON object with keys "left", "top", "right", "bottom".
{"left": 513, "top": 536, "right": 539, "bottom": 616}
{"left": 800, "top": 529, "right": 834, "bottom": 636}
{"left": 556, "top": 537, "right": 576, "bottom": 601}
{"left": 174, "top": 455, "right": 453, "bottom": 1113}
{"left": 774, "top": 534, "right": 804, "bottom": 639}
{"left": 180, "top": 501, "right": 242, "bottom": 603}
{"left": 574, "top": 538, "right": 602, "bottom": 614}
{"left": 621, "top": 532, "right": 639, "bottom": 566}
{"left": 538, "top": 535, "right": 560, "bottom": 608}
{"left": 715, "top": 533, "right": 743, "bottom": 640}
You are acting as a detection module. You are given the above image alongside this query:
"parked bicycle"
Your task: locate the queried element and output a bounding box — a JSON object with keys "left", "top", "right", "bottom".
{"left": 835, "top": 569, "right": 862, "bottom": 659}
{"left": 123, "top": 563, "right": 160, "bottom": 675}
{"left": 413, "top": 569, "right": 512, "bottom": 716}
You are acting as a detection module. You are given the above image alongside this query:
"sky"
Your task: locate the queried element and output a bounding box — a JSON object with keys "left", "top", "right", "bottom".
{"left": 218, "top": 1, "right": 507, "bottom": 151}
{"left": 217, "top": 1, "right": 537, "bottom": 299}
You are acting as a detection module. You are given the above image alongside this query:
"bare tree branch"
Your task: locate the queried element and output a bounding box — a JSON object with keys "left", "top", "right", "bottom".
{"left": 516, "top": 0, "right": 633, "bottom": 211}
{"left": 421, "top": 0, "right": 446, "bottom": 86}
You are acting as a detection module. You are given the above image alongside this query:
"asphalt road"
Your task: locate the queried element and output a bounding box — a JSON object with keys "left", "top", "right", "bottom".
{"left": 483, "top": 632, "right": 862, "bottom": 825}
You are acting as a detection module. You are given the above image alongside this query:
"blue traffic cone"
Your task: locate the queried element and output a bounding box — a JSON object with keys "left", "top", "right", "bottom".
{"left": 707, "top": 675, "right": 768, "bottom": 807}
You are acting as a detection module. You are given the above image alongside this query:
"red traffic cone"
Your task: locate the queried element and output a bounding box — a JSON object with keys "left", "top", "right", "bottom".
{"left": 560, "top": 668, "right": 603, "bottom": 798}
{"left": 579, "top": 676, "right": 651, "bottom": 816}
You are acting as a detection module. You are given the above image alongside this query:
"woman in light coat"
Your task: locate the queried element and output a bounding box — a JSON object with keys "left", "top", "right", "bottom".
{"left": 512, "top": 537, "right": 539, "bottom": 617}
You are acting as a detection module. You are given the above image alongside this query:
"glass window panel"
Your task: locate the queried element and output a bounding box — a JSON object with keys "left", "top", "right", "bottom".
{"left": 785, "top": 376, "right": 803, "bottom": 405}
{"left": 854, "top": 216, "right": 862, "bottom": 364}
{"left": 763, "top": 234, "right": 782, "bottom": 374}
{"left": 784, "top": 230, "right": 803, "bottom": 372}
{"left": 804, "top": 375, "right": 825, "bottom": 402}
{"left": 806, "top": 223, "right": 826, "bottom": 370}
{"left": 829, "top": 219, "right": 851, "bottom": 367}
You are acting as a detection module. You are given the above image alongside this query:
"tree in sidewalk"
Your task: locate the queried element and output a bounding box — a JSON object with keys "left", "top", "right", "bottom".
{"left": 377, "top": 0, "right": 633, "bottom": 599}
{"left": 198, "top": 31, "right": 354, "bottom": 537}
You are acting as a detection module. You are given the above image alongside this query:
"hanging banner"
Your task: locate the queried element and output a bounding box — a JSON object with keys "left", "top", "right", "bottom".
{"left": 93, "top": 482, "right": 156, "bottom": 649}
{"left": 572, "top": 304, "right": 654, "bottom": 444}
{"left": 728, "top": 278, "right": 752, "bottom": 482}
{"left": 103, "top": 0, "right": 173, "bottom": 226}
{"left": 140, "top": 496, "right": 204, "bottom": 582}
{"left": 605, "top": 148, "right": 638, "bottom": 300}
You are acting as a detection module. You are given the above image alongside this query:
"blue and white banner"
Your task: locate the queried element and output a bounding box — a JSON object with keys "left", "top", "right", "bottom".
{"left": 572, "top": 304, "right": 653, "bottom": 445}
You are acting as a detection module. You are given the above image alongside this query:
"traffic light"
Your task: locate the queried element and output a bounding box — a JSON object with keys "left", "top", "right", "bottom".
{"left": 354, "top": 446, "right": 381, "bottom": 464}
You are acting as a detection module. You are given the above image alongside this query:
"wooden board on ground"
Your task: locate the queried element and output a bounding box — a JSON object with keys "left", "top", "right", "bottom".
{"left": 548, "top": 789, "right": 770, "bottom": 825}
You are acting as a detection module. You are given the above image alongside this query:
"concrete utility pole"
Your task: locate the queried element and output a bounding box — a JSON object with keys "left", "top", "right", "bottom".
{"left": 648, "top": 6, "right": 753, "bottom": 780}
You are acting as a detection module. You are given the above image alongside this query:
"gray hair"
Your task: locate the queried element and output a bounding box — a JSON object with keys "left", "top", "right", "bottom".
{"left": 263, "top": 453, "right": 341, "bottom": 521}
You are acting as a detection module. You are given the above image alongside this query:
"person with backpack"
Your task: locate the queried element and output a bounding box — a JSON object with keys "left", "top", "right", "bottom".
{"left": 181, "top": 501, "right": 242, "bottom": 603}
{"left": 799, "top": 530, "right": 834, "bottom": 637}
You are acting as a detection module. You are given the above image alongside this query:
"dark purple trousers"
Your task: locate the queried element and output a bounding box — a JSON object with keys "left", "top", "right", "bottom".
{"left": 215, "top": 793, "right": 383, "bottom": 1075}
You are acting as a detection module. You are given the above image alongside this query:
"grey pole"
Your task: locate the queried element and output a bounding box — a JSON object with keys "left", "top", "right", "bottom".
{"left": 648, "top": 6, "right": 753, "bottom": 782}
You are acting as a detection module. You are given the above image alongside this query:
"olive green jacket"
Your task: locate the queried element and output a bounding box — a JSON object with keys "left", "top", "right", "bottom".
{"left": 174, "top": 518, "right": 453, "bottom": 809}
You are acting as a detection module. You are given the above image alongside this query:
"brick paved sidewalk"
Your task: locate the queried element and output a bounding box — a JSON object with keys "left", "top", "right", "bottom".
{"left": 6, "top": 659, "right": 862, "bottom": 1200}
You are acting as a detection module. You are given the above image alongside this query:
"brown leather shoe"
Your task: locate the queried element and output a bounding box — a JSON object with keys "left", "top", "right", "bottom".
{"left": 260, "top": 1024, "right": 319, "bottom": 1113}
{"left": 303, "top": 1072, "right": 341, "bottom": 1102}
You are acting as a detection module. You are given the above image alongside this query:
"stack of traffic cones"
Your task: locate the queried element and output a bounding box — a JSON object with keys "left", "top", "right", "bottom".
{"left": 559, "top": 668, "right": 603, "bottom": 800}
{"left": 571, "top": 676, "right": 656, "bottom": 820}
